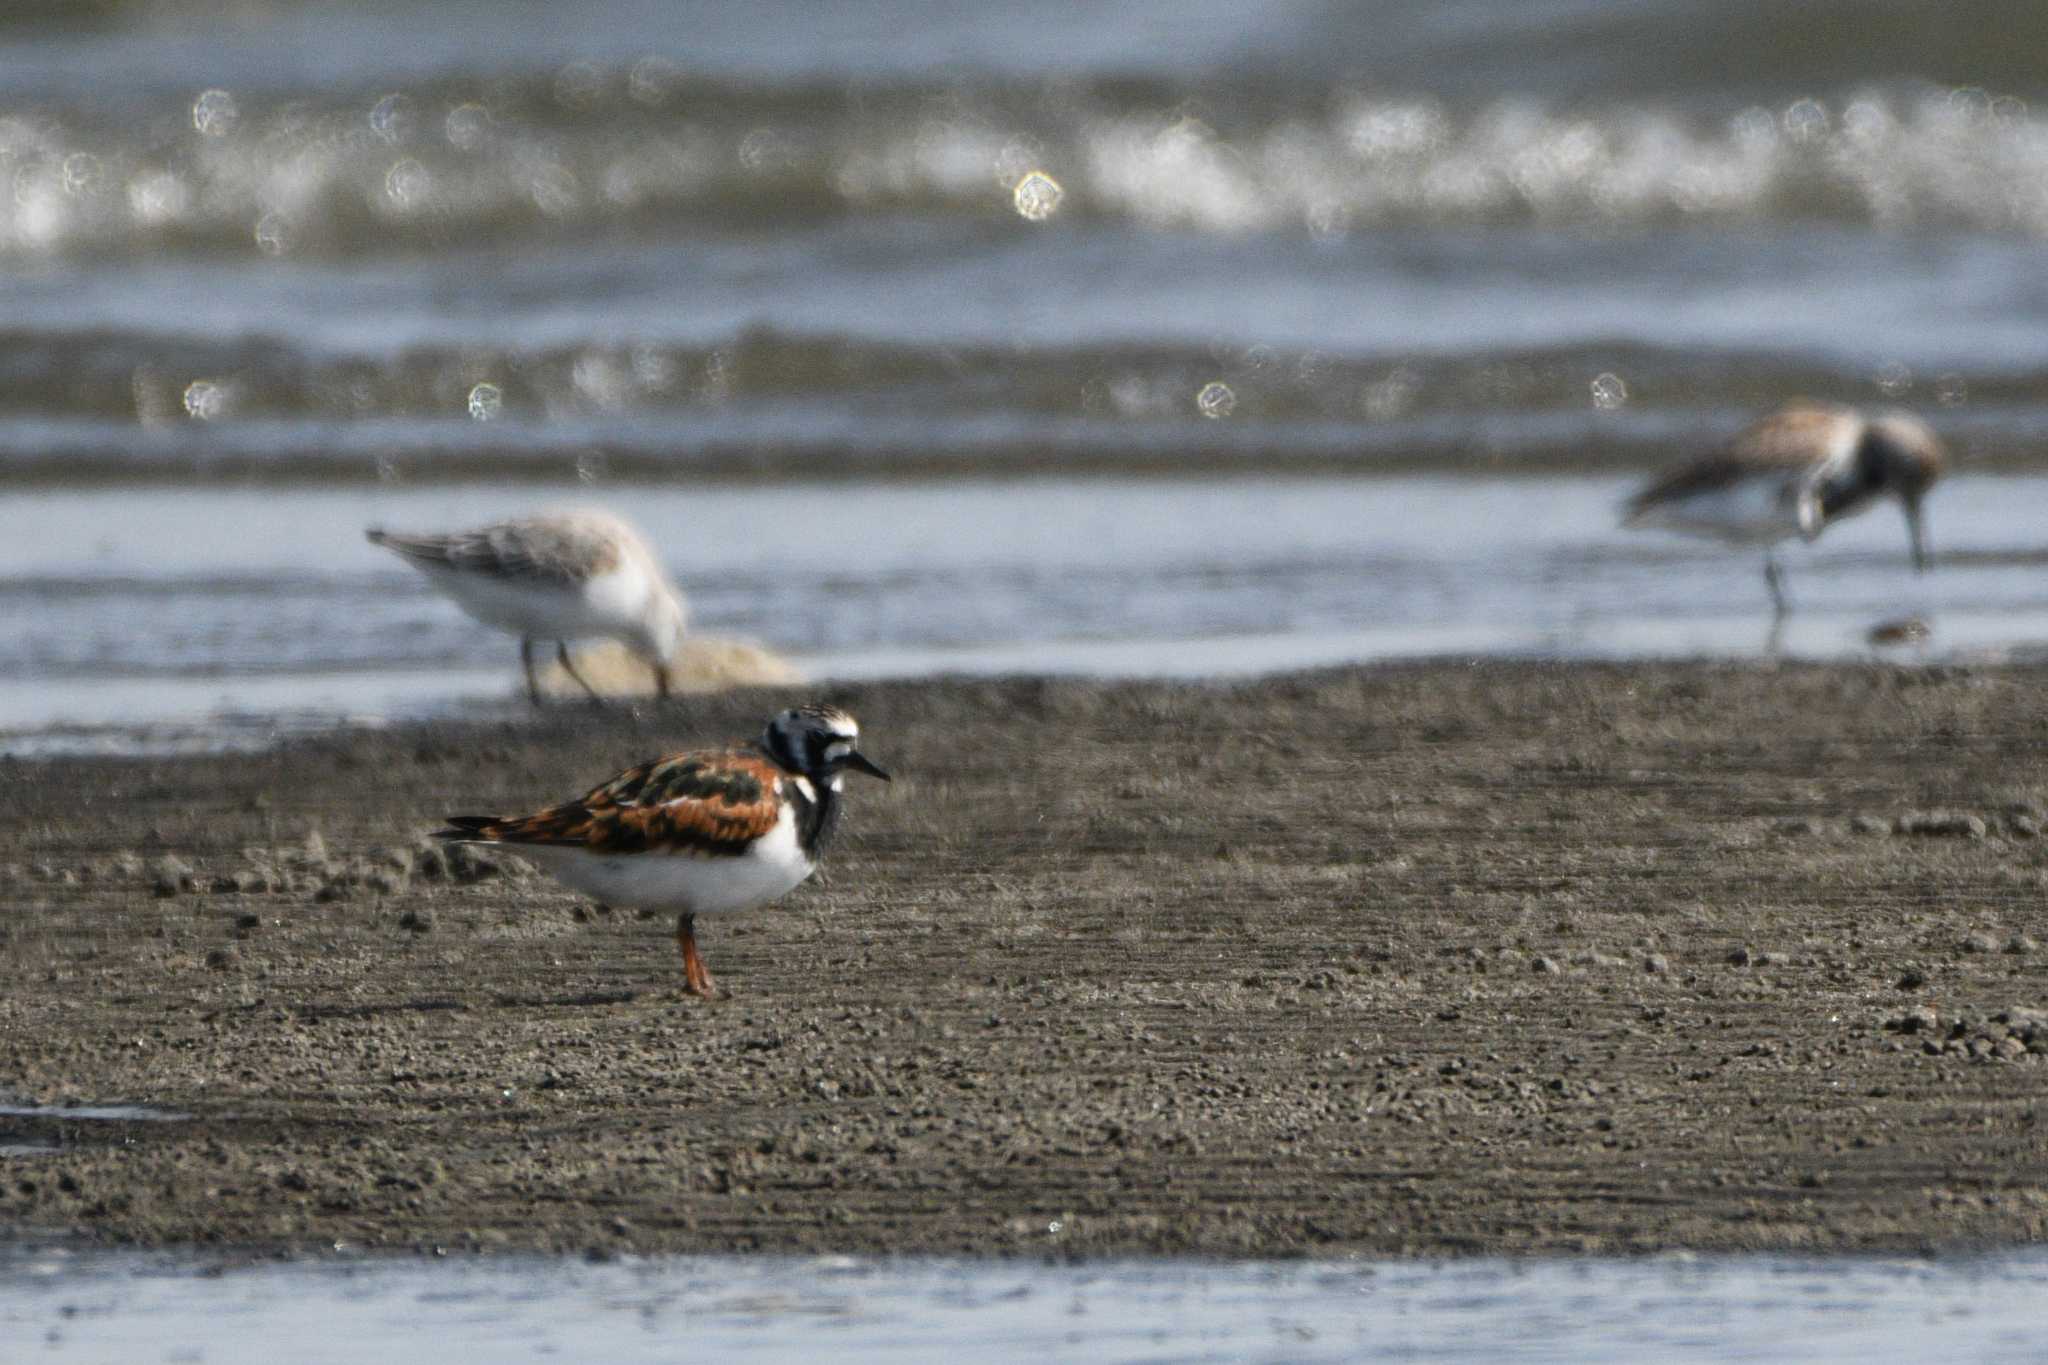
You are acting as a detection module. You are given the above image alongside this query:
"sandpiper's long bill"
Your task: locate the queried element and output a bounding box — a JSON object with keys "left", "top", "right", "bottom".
{"left": 436, "top": 705, "right": 889, "bottom": 998}
{"left": 1623, "top": 400, "right": 1946, "bottom": 618}
{"left": 366, "top": 508, "right": 686, "bottom": 704}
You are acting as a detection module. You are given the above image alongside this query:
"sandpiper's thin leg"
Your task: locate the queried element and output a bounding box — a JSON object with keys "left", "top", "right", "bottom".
{"left": 520, "top": 636, "right": 541, "bottom": 705}
{"left": 557, "top": 641, "right": 604, "bottom": 704}
{"left": 676, "top": 912, "right": 717, "bottom": 999}
{"left": 653, "top": 660, "right": 673, "bottom": 701}
{"left": 1762, "top": 550, "right": 1790, "bottom": 620}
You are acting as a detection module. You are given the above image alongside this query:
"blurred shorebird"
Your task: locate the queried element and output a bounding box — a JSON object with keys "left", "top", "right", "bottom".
{"left": 436, "top": 705, "right": 890, "bottom": 998}
{"left": 1623, "top": 401, "right": 1946, "bottom": 620}
{"left": 367, "top": 508, "right": 686, "bottom": 704}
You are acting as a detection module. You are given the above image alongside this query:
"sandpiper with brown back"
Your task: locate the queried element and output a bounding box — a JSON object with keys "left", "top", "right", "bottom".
{"left": 1623, "top": 400, "right": 1946, "bottom": 620}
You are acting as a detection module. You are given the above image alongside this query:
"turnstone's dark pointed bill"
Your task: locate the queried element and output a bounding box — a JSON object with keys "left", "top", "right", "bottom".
{"left": 437, "top": 705, "right": 889, "bottom": 999}
{"left": 1623, "top": 401, "right": 1946, "bottom": 618}
{"left": 366, "top": 508, "right": 687, "bottom": 705}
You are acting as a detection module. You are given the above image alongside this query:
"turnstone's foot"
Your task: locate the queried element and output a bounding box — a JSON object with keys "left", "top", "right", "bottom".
{"left": 678, "top": 914, "right": 718, "bottom": 999}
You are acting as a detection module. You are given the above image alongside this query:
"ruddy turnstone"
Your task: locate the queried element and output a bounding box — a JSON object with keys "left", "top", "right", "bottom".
{"left": 366, "top": 508, "right": 686, "bottom": 704}
{"left": 436, "top": 705, "right": 889, "bottom": 998}
{"left": 1623, "top": 401, "right": 1946, "bottom": 617}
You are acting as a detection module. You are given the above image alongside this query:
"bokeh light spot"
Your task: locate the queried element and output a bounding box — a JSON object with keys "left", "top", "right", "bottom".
{"left": 370, "top": 93, "right": 417, "bottom": 145}
{"left": 384, "top": 158, "right": 431, "bottom": 208}
{"left": 466, "top": 382, "right": 503, "bottom": 421}
{"left": 445, "top": 103, "right": 490, "bottom": 152}
{"left": 182, "top": 380, "right": 226, "bottom": 420}
{"left": 1012, "top": 170, "right": 1064, "bottom": 222}
{"left": 1782, "top": 98, "right": 1828, "bottom": 145}
{"left": 192, "top": 89, "right": 240, "bottom": 138}
{"left": 1590, "top": 373, "right": 1628, "bottom": 410}
{"left": 1196, "top": 381, "right": 1236, "bottom": 418}
{"left": 253, "top": 212, "right": 292, "bottom": 256}
{"left": 60, "top": 153, "right": 101, "bottom": 196}
{"left": 628, "top": 55, "right": 683, "bottom": 107}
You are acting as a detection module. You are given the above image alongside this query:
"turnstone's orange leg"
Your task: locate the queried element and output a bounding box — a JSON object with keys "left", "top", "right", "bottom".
{"left": 676, "top": 912, "right": 718, "bottom": 999}
{"left": 520, "top": 636, "right": 542, "bottom": 706}
{"left": 556, "top": 640, "right": 605, "bottom": 705}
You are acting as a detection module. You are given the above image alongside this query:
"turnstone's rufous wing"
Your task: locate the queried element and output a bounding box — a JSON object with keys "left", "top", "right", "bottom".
{"left": 440, "top": 750, "right": 788, "bottom": 858}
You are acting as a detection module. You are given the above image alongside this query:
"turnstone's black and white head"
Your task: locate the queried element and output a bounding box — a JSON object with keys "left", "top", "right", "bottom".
{"left": 761, "top": 704, "right": 891, "bottom": 787}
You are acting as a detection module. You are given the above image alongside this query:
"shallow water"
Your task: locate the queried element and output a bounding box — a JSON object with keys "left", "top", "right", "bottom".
{"left": 4, "top": 474, "right": 2045, "bottom": 751}
{"left": 4, "top": 2, "right": 2048, "bottom": 483}
{"left": 6, "top": 2, "right": 2048, "bottom": 754}
{"left": 3, "top": 1245, "right": 2046, "bottom": 1363}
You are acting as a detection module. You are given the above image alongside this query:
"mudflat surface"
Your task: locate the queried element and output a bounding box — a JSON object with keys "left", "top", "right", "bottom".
{"left": 4, "top": 662, "right": 2048, "bottom": 1259}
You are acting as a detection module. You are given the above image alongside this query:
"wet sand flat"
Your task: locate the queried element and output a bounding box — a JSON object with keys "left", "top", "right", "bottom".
{"left": 4, "top": 661, "right": 2048, "bottom": 1258}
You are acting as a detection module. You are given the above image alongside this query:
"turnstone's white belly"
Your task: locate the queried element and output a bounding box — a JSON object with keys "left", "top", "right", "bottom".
{"left": 514, "top": 803, "right": 816, "bottom": 916}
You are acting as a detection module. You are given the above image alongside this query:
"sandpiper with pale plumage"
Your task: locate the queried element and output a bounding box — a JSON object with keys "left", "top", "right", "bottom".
{"left": 366, "top": 508, "right": 686, "bottom": 704}
{"left": 1623, "top": 401, "right": 1947, "bottom": 618}
{"left": 435, "top": 705, "right": 889, "bottom": 999}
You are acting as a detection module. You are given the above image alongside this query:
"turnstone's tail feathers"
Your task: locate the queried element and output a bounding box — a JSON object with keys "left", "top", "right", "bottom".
{"left": 434, "top": 814, "right": 505, "bottom": 842}
{"left": 437, "top": 750, "right": 790, "bottom": 857}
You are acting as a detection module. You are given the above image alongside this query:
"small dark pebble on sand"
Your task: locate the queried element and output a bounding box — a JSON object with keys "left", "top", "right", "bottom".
{"left": 1894, "top": 811, "right": 1987, "bottom": 839}
{"left": 1886, "top": 1005, "right": 1939, "bottom": 1034}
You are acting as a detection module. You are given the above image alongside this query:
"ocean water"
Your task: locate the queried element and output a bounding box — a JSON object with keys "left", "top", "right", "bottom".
{"left": 1, "top": 10, "right": 2046, "bottom": 707}
{"left": 4, "top": 4, "right": 2048, "bottom": 738}
{"left": 1, "top": 5, "right": 2046, "bottom": 701}
{"left": 3, "top": 0, "right": 2048, "bottom": 484}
